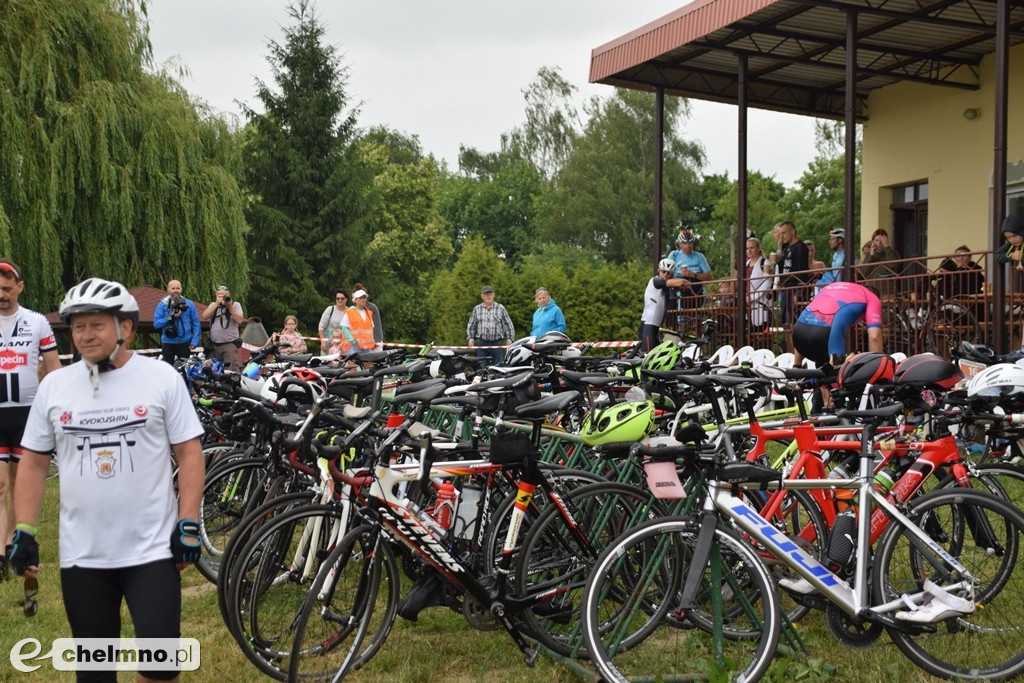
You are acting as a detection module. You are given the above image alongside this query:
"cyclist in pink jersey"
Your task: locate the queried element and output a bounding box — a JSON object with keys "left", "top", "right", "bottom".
{"left": 793, "top": 281, "right": 883, "bottom": 365}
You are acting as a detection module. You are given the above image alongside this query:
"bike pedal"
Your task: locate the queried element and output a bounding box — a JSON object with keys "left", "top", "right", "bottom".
{"left": 23, "top": 577, "right": 38, "bottom": 618}
{"left": 523, "top": 644, "right": 540, "bottom": 667}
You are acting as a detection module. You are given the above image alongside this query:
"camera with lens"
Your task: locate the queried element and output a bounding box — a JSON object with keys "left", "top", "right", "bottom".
{"left": 222, "top": 295, "right": 231, "bottom": 303}
{"left": 172, "top": 300, "right": 189, "bottom": 312}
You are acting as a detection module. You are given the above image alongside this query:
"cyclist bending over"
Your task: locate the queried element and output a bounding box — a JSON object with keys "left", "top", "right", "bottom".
{"left": 793, "top": 281, "right": 883, "bottom": 366}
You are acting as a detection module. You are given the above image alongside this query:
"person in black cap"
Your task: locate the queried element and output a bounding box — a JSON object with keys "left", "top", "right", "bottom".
{"left": 466, "top": 286, "right": 515, "bottom": 367}
{"left": 995, "top": 214, "right": 1024, "bottom": 270}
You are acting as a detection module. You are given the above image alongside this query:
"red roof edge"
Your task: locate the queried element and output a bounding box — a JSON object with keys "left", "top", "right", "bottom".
{"left": 589, "top": 0, "right": 784, "bottom": 83}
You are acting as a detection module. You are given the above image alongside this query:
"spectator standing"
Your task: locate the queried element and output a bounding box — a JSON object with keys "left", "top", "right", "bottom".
{"left": 153, "top": 279, "right": 201, "bottom": 367}
{"left": 639, "top": 258, "right": 686, "bottom": 353}
{"left": 0, "top": 260, "right": 61, "bottom": 580}
{"left": 667, "top": 229, "right": 713, "bottom": 315}
{"left": 200, "top": 285, "right": 245, "bottom": 370}
{"left": 806, "top": 240, "right": 826, "bottom": 273}
{"left": 530, "top": 287, "right": 566, "bottom": 337}
{"left": 772, "top": 221, "right": 810, "bottom": 323}
{"left": 10, "top": 278, "right": 204, "bottom": 683}
{"left": 271, "top": 315, "right": 308, "bottom": 355}
{"left": 744, "top": 238, "right": 773, "bottom": 331}
{"left": 352, "top": 282, "right": 383, "bottom": 349}
{"left": 340, "top": 289, "right": 377, "bottom": 354}
{"left": 317, "top": 290, "right": 350, "bottom": 353}
{"left": 467, "top": 286, "right": 516, "bottom": 367}
{"left": 816, "top": 229, "right": 847, "bottom": 287}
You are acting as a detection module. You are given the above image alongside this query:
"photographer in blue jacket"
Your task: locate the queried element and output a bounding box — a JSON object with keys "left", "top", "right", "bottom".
{"left": 153, "top": 279, "right": 201, "bottom": 367}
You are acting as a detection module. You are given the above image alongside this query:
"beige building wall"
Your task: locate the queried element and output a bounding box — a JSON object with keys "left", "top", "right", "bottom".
{"left": 861, "top": 43, "right": 1024, "bottom": 257}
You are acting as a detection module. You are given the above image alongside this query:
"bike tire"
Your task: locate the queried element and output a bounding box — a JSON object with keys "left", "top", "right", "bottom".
{"left": 582, "top": 515, "right": 781, "bottom": 683}
{"left": 874, "top": 487, "right": 1024, "bottom": 680}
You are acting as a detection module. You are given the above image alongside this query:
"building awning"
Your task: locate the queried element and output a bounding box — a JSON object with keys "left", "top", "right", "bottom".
{"left": 590, "top": 0, "right": 1024, "bottom": 119}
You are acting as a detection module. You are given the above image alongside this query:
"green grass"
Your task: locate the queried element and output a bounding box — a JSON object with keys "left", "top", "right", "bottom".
{"left": 0, "top": 478, "right": 1003, "bottom": 682}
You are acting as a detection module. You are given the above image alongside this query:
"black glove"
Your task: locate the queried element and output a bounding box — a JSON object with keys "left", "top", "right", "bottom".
{"left": 170, "top": 519, "right": 201, "bottom": 564}
{"left": 10, "top": 529, "right": 39, "bottom": 576}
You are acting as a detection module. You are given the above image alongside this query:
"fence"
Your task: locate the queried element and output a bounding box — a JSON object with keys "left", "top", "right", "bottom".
{"left": 668, "top": 248, "right": 1024, "bottom": 359}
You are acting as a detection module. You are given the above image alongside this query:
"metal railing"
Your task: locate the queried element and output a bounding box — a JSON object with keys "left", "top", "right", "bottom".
{"left": 669, "top": 248, "right": 1024, "bottom": 359}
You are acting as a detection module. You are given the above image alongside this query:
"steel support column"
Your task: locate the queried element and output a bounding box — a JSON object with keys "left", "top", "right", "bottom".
{"left": 843, "top": 8, "right": 857, "bottom": 285}
{"left": 654, "top": 87, "right": 665, "bottom": 271}
{"left": 736, "top": 54, "right": 749, "bottom": 347}
{"left": 992, "top": 0, "right": 1009, "bottom": 352}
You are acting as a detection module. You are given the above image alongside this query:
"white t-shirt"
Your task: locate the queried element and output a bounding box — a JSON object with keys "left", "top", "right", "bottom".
{"left": 21, "top": 352, "right": 204, "bottom": 569}
{"left": 641, "top": 277, "right": 670, "bottom": 326}
{"left": 0, "top": 307, "right": 57, "bottom": 407}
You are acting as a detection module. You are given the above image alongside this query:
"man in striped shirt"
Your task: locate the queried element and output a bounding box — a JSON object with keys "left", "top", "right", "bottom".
{"left": 467, "top": 286, "right": 515, "bottom": 367}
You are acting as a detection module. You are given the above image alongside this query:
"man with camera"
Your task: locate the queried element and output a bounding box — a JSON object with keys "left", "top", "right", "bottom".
{"left": 200, "top": 285, "right": 245, "bottom": 370}
{"left": 153, "top": 279, "right": 201, "bottom": 368}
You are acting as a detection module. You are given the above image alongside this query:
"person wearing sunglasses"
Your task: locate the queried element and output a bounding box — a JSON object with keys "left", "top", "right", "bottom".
{"left": 0, "top": 260, "right": 61, "bottom": 581}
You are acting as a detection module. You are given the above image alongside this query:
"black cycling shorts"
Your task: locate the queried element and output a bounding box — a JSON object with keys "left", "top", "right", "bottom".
{"left": 60, "top": 559, "right": 181, "bottom": 682}
{"left": 0, "top": 406, "right": 31, "bottom": 462}
{"left": 792, "top": 321, "right": 831, "bottom": 364}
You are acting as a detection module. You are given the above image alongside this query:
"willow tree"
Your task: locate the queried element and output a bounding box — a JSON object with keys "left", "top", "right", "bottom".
{"left": 0, "top": 0, "right": 248, "bottom": 312}
{"left": 241, "top": 0, "right": 369, "bottom": 328}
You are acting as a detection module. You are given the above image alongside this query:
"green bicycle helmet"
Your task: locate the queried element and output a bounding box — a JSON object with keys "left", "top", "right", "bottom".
{"left": 642, "top": 341, "right": 681, "bottom": 372}
{"left": 580, "top": 400, "right": 655, "bottom": 446}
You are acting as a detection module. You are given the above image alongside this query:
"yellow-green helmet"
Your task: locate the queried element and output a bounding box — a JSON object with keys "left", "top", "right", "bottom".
{"left": 642, "top": 341, "right": 681, "bottom": 372}
{"left": 580, "top": 400, "right": 655, "bottom": 446}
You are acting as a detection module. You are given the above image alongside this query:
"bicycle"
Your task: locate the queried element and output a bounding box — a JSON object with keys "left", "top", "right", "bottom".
{"left": 582, "top": 401, "right": 1024, "bottom": 681}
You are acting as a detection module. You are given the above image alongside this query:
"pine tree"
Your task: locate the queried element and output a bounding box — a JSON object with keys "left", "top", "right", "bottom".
{"left": 241, "top": 0, "right": 369, "bottom": 328}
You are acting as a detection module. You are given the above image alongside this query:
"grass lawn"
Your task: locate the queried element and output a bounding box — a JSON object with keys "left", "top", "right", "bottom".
{"left": 0, "top": 478, "right": 996, "bottom": 682}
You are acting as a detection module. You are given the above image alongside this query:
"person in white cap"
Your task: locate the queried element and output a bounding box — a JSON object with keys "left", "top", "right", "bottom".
{"left": 340, "top": 289, "right": 379, "bottom": 353}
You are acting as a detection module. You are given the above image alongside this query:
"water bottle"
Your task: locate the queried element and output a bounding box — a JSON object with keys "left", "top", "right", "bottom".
{"left": 403, "top": 498, "right": 444, "bottom": 541}
{"left": 828, "top": 463, "right": 855, "bottom": 512}
{"left": 826, "top": 462, "right": 857, "bottom": 571}
{"left": 873, "top": 467, "right": 896, "bottom": 497}
{"left": 455, "top": 481, "right": 483, "bottom": 540}
{"left": 432, "top": 481, "right": 457, "bottom": 530}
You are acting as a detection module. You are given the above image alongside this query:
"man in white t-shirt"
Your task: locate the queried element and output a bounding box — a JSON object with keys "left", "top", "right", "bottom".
{"left": 0, "top": 260, "right": 61, "bottom": 581}
{"left": 639, "top": 258, "right": 686, "bottom": 353}
{"left": 11, "top": 278, "right": 205, "bottom": 683}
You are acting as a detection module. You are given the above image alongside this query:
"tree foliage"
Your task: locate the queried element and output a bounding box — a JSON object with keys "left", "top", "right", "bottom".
{"left": 242, "top": 0, "right": 369, "bottom": 328}
{"left": 360, "top": 144, "right": 452, "bottom": 342}
{"left": 778, "top": 120, "right": 861, "bottom": 252}
{"left": 536, "top": 89, "right": 704, "bottom": 265}
{"left": 0, "top": 0, "right": 248, "bottom": 312}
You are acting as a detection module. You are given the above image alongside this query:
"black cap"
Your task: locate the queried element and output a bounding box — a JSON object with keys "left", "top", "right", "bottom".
{"left": 481, "top": 285, "right": 494, "bottom": 294}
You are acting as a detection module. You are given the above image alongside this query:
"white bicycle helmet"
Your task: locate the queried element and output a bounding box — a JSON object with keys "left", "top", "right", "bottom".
{"left": 59, "top": 278, "right": 140, "bottom": 393}
{"left": 967, "top": 363, "right": 1024, "bottom": 398}
{"left": 658, "top": 258, "right": 676, "bottom": 273}
{"left": 59, "top": 278, "right": 139, "bottom": 325}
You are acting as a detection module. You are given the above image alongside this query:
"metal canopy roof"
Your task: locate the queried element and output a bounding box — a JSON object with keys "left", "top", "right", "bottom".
{"left": 590, "top": 0, "right": 1024, "bottom": 119}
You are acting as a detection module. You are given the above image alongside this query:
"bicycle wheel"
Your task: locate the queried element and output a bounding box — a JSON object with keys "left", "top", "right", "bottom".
{"left": 483, "top": 466, "right": 606, "bottom": 571}
{"left": 198, "top": 457, "right": 271, "bottom": 582}
{"left": 217, "top": 489, "right": 319, "bottom": 628}
{"left": 515, "top": 481, "right": 667, "bottom": 658}
{"left": 288, "top": 524, "right": 399, "bottom": 682}
{"left": 582, "top": 515, "right": 781, "bottom": 683}
{"left": 226, "top": 503, "right": 350, "bottom": 679}
{"left": 925, "top": 303, "right": 981, "bottom": 357}
{"left": 882, "top": 303, "right": 914, "bottom": 357}
{"left": 873, "top": 488, "right": 1024, "bottom": 680}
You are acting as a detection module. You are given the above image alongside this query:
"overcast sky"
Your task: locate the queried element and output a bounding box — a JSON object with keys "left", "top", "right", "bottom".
{"left": 146, "top": 0, "right": 820, "bottom": 186}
